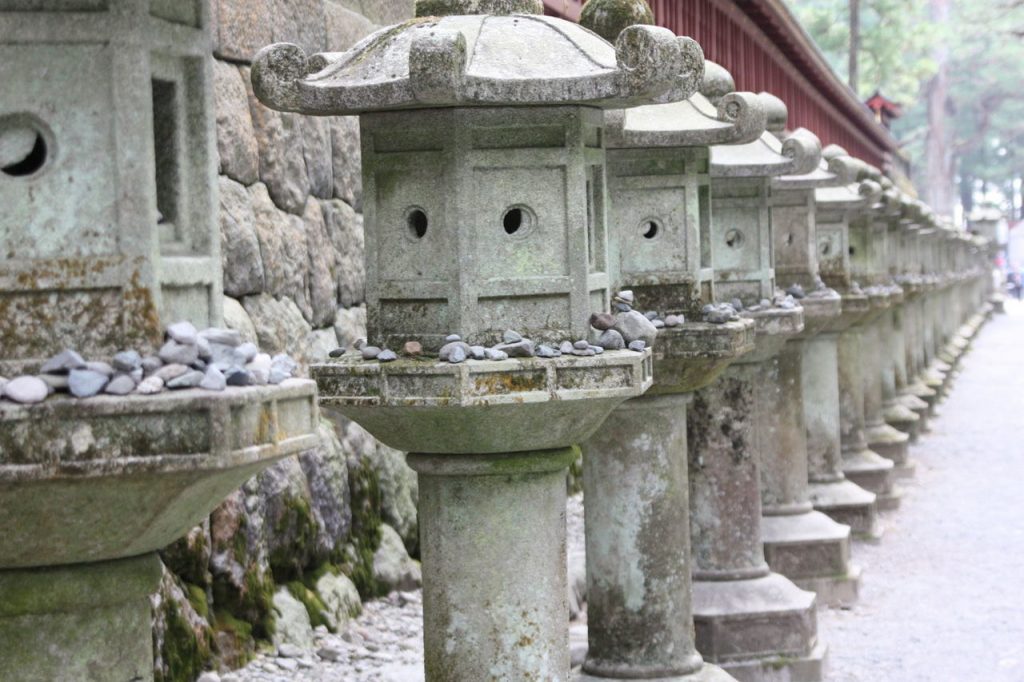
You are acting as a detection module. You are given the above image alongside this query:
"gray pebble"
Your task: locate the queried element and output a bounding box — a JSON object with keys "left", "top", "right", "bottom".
{"left": 166, "top": 320, "right": 198, "bottom": 345}
{"left": 760, "top": 298, "right": 771, "bottom": 308}
{"left": 317, "top": 645, "right": 344, "bottom": 662}
{"left": 573, "top": 339, "right": 590, "bottom": 350}
{"left": 589, "top": 345, "right": 605, "bottom": 354}
{"left": 664, "top": 314, "right": 683, "bottom": 327}
{"left": 559, "top": 341, "right": 574, "bottom": 354}
{"left": 589, "top": 312, "right": 616, "bottom": 331}
{"left": 196, "top": 335, "right": 212, "bottom": 360}
{"left": 731, "top": 298, "right": 744, "bottom": 311}
{"left": 159, "top": 339, "right": 199, "bottom": 366}
{"left": 167, "top": 370, "right": 204, "bottom": 389}
{"left": 484, "top": 348, "right": 508, "bottom": 361}
{"left": 495, "top": 339, "right": 535, "bottom": 357}
{"left": 652, "top": 319, "right": 666, "bottom": 329}
{"left": 536, "top": 344, "right": 559, "bottom": 358}
{"left": 112, "top": 350, "right": 142, "bottom": 372}
{"left": 613, "top": 302, "right": 632, "bottom": 312}
{"left": 141, "top": 355, "right": 163, "bottom": 374}
{"left": 786, "top": 284, "right": 806, "bottom": 299}
{"left": 328, "top": 347, "right": 345, "bottom": 358}
{"left": 278, "top": 644, "right": 304, "bottom": 659}
{"left": 40, "top": 349, "right": 86, "bottom": 374}
{"left": 85, "top": 361, "right": 114, "bottom": 377}
{"left": 2, "top": 376, "right": 48, "bottom": 404}
{"left": 199, "top": 328, "right": 242, "bottom": 347}
{"left": 155, "top": 363, "right": 189, "bottom": 381}
{"left": 444, "top": 334, "right": 461, "bottom": 342}
{"left": 448, "top": 346, "right": 467, "bottom": 363}
{"left": 237, "top": 342, "right": 259, "bottom": 363}
{"left": 377, "top": 349, "right": 398, "bottom": 362}
{"left": 615, "top": 290, "right": 635, "bottom": 304}
{"left": 613, "top": 310, "right": 659, "bottom": 346}
{"left": 247, "top": 354, "right": 272, "bottom": 385}
{"left": 130, "top": 368, "right": 143, "bottom": 384}
{"left": 225, "top": 368, "right": 253, "bottom": 387}
{"left": 628, "top": 340, "right": 647, "bottom": 352}
{"left": 572, "top": 348, "right": 596, "bottom": 356}
{"left": 597, "top": 329, "right": 625, "bottom": 350}
{"left": 361, "top": 346, "right": 382, "bottom": 360}
{"left": 502, "top": 329, "right": 523, "bottom": 344}
{"left": 644, "top": 311, "right": 659, "bottom": 320}
{"left": 469, "top": 345, "right": 486, "bottom": 360}
{"left": 40, "top": 373, "right": 69, "bottom": 392}
{"left": 137, "top": 375, "right": 165, "bottom": 395}
{"left": 69, "top": 369, "right": 109, "bottom": 398}
{"left": 200, "top": 367, "right": 227, "bottom": 391}
{"left": 439, "top": 341, "right": 471, "bottom": 362}
{"left": 104, "top": 374, "right": 136, "bottom": 395}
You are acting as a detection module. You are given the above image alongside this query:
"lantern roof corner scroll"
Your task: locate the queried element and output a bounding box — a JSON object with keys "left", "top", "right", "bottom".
{"left": 710, "top": 93, "right": 820, "bottom": 179}
{"left": 251, "top": 7, "right": 705, "bottom": 116}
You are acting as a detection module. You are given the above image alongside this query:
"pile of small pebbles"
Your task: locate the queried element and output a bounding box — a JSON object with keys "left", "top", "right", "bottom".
{"left": 702, "top": 302, "right": 741, "bottom": 324}
{"left": 0, "top": 322, "right": 298, "bottom": 405}
{"left": 331, "top": 291, "right": 666, "bottom": 365}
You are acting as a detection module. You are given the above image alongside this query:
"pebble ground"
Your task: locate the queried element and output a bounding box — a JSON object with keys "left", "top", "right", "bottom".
{"left": 819, "top": 300, "right": 1024, "bottom": 681}
{"left": 233, "top": 303, "right": 1024, "bottom": 681}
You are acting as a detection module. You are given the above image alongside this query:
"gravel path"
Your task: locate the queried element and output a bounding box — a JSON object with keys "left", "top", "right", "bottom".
{"left": 232, "top": 304, "right": 1023, "bottom": 681}
{"left": 819, "top": 301, "right": 1024, "bottom": 681}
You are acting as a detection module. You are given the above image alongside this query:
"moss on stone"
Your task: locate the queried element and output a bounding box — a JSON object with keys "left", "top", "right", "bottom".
{"left": 211, "top": 609, "right": 256, "bottom": 669}
{"left": 155, "top": 596, "right": 213, "bottom": 682}
{"left": 268, "top": 493, "right": 320, "bottom": 584}
{"left": 566, "top": 448, "right": 584, "bottom": 495}
{"left": 186, "top": 583, "right": 209, "bottom": 621}
{"left": 340, "top": 458, "right": 384, "bottom": 599}
{"left": 286, "top": 580, "right": 332, "bottom": 631}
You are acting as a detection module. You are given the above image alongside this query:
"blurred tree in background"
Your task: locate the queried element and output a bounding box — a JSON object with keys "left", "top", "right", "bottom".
{"left": 788, "top": 0, "right": 1024, "bottom": 218}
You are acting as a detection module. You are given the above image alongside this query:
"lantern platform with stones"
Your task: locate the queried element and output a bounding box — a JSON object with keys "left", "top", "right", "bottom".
{"left": 577, "top": 26, "right": 764, "bottom": 678}
{"left": 883, "top": 196, "right": 929, "bottom": 444}
{"left": 854, "top": 178, "right": 913, "bottom": 478}
{"left": 760, "top": 128, "right": 862, "bottom": 607}
{"left": 805, "top": 147, "right": 883, "bottom": 539}
{"left": 686, "top": 84, "right": 827, "bottom": 682}
{"left": 833, "top": 165, "right": 901, "bottom": 511}
{"left": 251, "top": 1, "right": 699, "bottom": 678}
{"left": 0, "top": 4, "right": 318, "bottom": 681}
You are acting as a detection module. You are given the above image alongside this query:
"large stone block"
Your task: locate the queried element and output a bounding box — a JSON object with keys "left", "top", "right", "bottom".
{"left": 330, "top": 115, "right": 362, "bottom": 209}
{"left": 213, "top": 59, "right": 260, "bottom": 185}
{"left": 242, "top": 292, "right": 314, "bottom": 362}
{"left": 324, "top": 0, "right": 380, "bottom": 51}
{"left": 304, "top": 200, "right": 338, "bottom": 327}
{"left": 245, "top": 66, "right": 311, "bottom": 215}
{"left": 322, "top": 198, "right": 365, "bottom": 307}
{"left": 212, "top": 0, "right": 274, "bottom": 63}
{"left": 219, "top": 176, "right": 265, "bottom": 297}
{"left": 330, "top": 0, "right": 414, "bottom": 26}
{"left": 270, "top": 0, "right": 327, "bottom": 57}
{"left": 248, "top": 184, "right": 311, "bottom": 317}
{"left": 300, "top": 115, "right": 334, "bottom": 200}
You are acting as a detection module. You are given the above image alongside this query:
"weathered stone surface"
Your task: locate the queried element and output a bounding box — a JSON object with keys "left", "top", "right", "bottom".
{"left": 213, "top": 60, "right": 260, "bottom": 185}
{"left": 304, "top": 200, "right": 337, "bottom": 327}
{"left": 365, "top": 441, "right": 418, "bottom": 551}
{"left": 307, "top": 327, "right": 341, "bottom": 364}
{"left": 270, "top": 0, "right": 327, "bottom": 57}
{"left": 223, "top": 296, "right": 259, "bottom": 345}
{"left": 330, "top": 117, "right": 362, "bottom": 209}
{"left": 372, "top": 523, "right": 421, "bottom": 592}
{"left": 248, "top": 184, "right": 311, "bottom": 317}
{"left": 324, "top": 1, "right": 380, "bottom": 51}
{"left": 2, "top": 376, "right": 48, "bottom": 404}
{"left": 314, "top": 570, "right": 361, "bottom": 632}
{"left": 242, "top": 293, "right": 314, "bottom": 363}
{"left": 245, "top": 68, "right": 310, "bottom": 215}
{"left": 334, "top": 306, "right": 367, "bottom": 349}
{"left": 334, "top": 0, "right": 413, "bottom": 25}
{"left": 300, "top": 116, "right": 334, "bottom": 200}
{"left": 212, "top": 0, "right": 273, "bottom": 62}
{"left": 298, "top": 422, "right": 352, "bottom": 557}
{"left": 271, "top": 587, "right": 314, "bottom": 650}
{"left": 322, "top": 199, "right": 365, "bottom": 307}
{"left": 151, "top": 564, "right": 214, "bottom": 682}
{"left": 219, "top": 177, "right": 266, "bottom": 297}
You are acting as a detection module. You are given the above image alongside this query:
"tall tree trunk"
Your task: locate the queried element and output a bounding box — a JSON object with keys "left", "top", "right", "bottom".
{"left": 923, "top": 0, "right": 955, "bottom": 216}
{"left": 849, "top": 0, "right": 861, "bottom": 94}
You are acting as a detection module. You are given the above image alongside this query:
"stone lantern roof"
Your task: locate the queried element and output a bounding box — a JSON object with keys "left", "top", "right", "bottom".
{"left": 773, "top": 129, "right": 837, "bottom": 189}
{"left": 710, "top": 99, "right": 821, "bottom": 178}
{"left": 252, "top": 0, "right": 704, "bottom": 116}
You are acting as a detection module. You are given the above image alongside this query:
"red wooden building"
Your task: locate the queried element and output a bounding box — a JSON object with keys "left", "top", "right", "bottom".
{"left": 543, "top": 0, "right": 906, "bottom": 177}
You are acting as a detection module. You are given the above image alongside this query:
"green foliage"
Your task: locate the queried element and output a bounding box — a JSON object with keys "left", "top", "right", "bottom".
{"left": 154, "top": 597, "right": 213, "bottom": 682}
{"left": 787, "top": 0, "right": 937, "bottom": 101}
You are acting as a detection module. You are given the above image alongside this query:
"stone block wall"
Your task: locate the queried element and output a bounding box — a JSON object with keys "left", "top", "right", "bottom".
{"left": 150, "top": 3, "right": 418, "bottom": 679}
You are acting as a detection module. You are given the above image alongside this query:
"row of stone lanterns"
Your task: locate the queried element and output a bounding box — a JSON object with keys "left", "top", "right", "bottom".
{"left": 252, "top": 1, "right": 993, "bottom": 681}
{"left": 0, "top": 0, "right": 992, "bottom": 680}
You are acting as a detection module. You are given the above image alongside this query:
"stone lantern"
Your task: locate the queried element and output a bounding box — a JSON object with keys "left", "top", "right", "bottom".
{"left": 686, "top": 86, "right": 827, "bottom": 681}
{"left": 0, "top": 4, "right": 319, "bottom": 681}
{"left": 836, "top": 167, "right": 902, "bottom": 510}
{"left": 579, "top": 26, "right": 763, "bottom": 677}
{"left": 251, "top": 1, "right": 699, "bottom": 678}
{"left": 805, "top": 146, "right": 882, "bottom": 539}
{"left": 902, "top": 207, "right": 941, "bottom": 418}
{"left": 851, "top": 179, "right": 914, "bottom": 477}
{"left": 762, "top": 129, "right": 862, "bottom": 607}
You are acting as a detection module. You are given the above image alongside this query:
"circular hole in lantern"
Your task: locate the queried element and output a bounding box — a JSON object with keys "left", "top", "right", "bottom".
{"left": 406, "top": 207, "right": 428, "bottom": 240}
